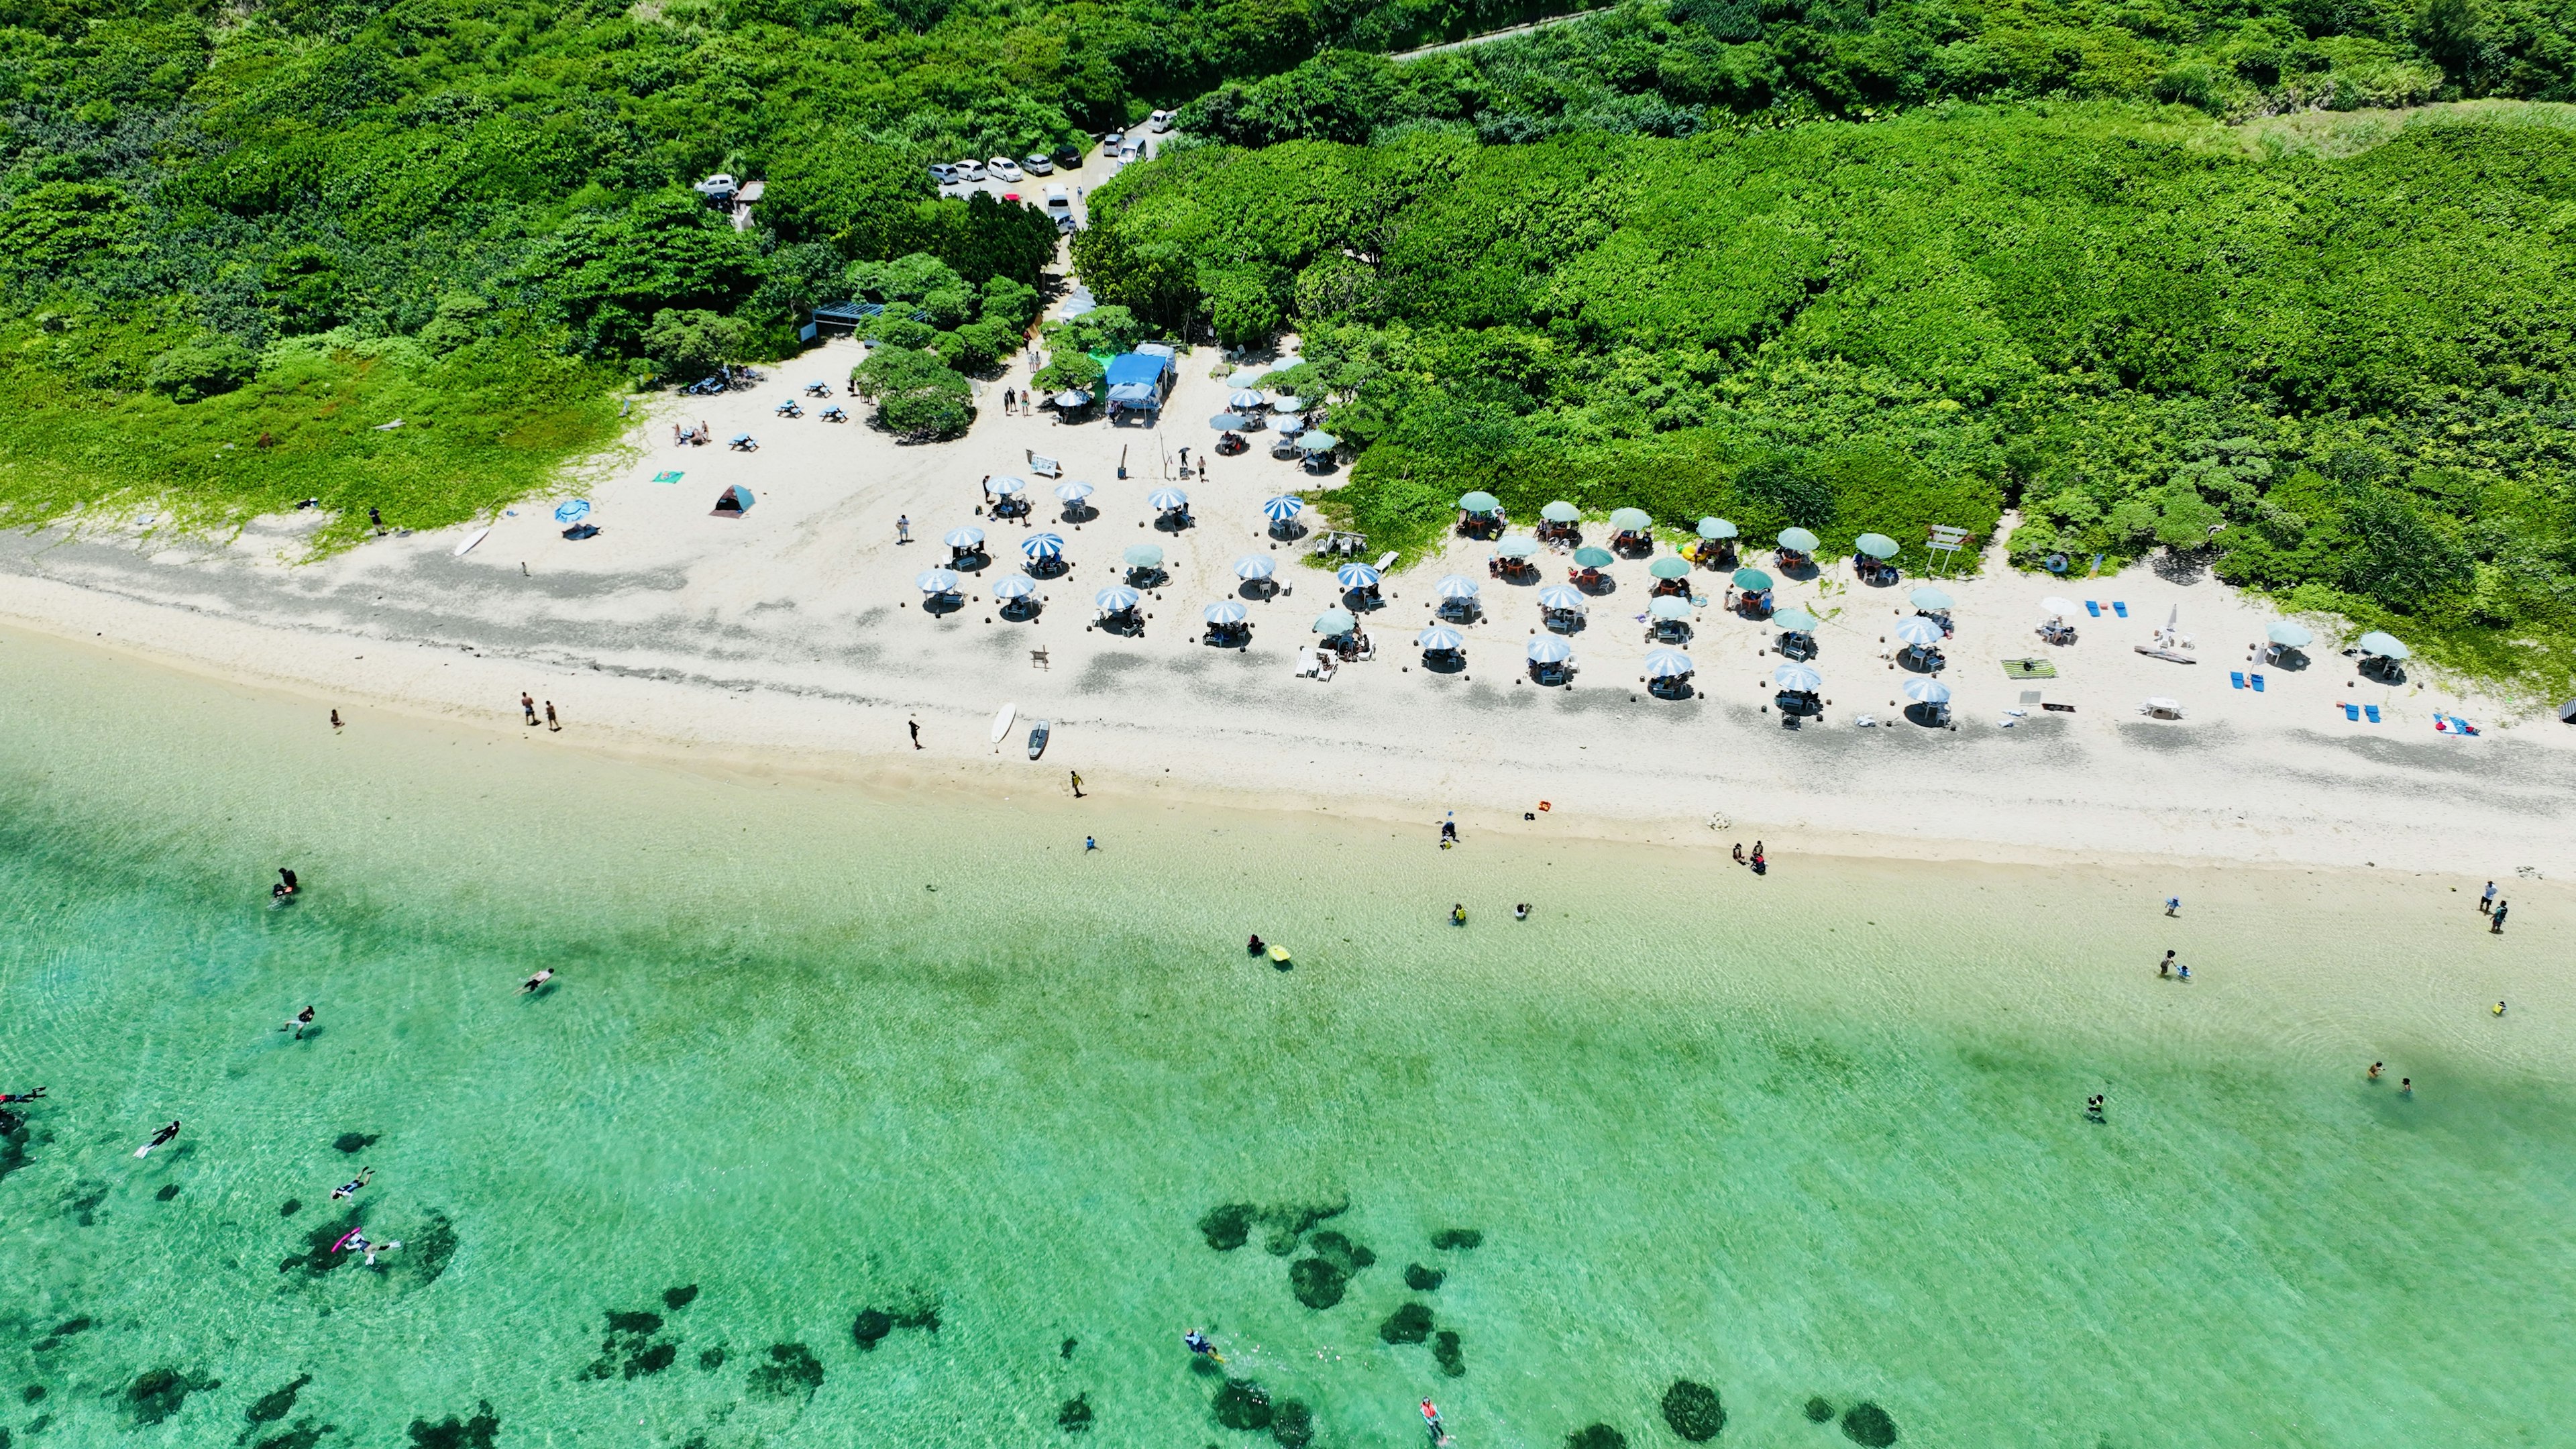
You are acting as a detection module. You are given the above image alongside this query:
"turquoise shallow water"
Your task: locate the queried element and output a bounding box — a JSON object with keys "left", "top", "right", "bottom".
{"left": 1, "top": 629, "right": 2573, "bottom": 1448}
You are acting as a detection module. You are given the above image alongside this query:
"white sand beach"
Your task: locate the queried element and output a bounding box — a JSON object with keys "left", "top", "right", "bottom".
{"left": 1, "top": 333, "right": 2569, "bottom": 876}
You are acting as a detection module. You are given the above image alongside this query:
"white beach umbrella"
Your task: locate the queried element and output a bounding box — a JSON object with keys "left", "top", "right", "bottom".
{"left": 1648, "top": 596, "right": 1695, "bottom": 621}
{"left": 989, "top": 475, "right": 1028, "bottom": 495}
{"left": 1892, "top": 616, "right": 1943, "bottom": 647}
{"left": 1909, "top": 586, "right": 1953, "bottom": 611}
{"left": 1203, "top": 600, "right": 1248, "bottom": 625}
{"left": 1904, "top": 678, "right": 1952, "bottom": 704}
{"left": 916, "top": 568, "right": 961, "bottom": 594}
{"left": 1417, "top": 625, "right": 1465, "bottom": 651}
{"left": 2355, "top": 630, "right": 2410, "bottom": 659}
{"left": 2267, "top": 621, "right": 2313, "bottom": 647}
{"left": 2040, "top": 596, "right": 2079, "bottom": 619}
{"left": 1095, "top": 585, "right": 1141, "bottom": 612}
{"left": 1697, "top": 517, "right": 1737, "bottom": 539}
{"left": 1434, "top": 574, "right": 1481, "bottom": 598}
{"left": 1054, "top": 479, "right": 1094, "bottom": 502}
{"left": 1644, "top": 649, "right": 1694, "bottom": 678}
{"left": 1772, "top": 662, "right": 1823, "bottom": 691}
{"left": 1235, "top": 554, "right": 1277, "bottom": 580}
{"left": 1494, "top": 537, "right": 1540, "bottom": 559}
{"left": 1313, "top": 608, "right": 1357, "bottom": 635}
{"left": 992, "top": 572, "right": 1038, "bottom": 600}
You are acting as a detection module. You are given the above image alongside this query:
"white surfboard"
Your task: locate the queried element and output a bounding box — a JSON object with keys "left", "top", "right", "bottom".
{"left": 989, "top": 702, "right": 1016, "bottom": 745}
{"left": 452, "top": 526, "right": 491, "bottom": 558}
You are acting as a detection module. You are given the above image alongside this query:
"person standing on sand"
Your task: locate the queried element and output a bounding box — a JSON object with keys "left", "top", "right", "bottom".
{"left": 330, "top": 710, "right": 343, "bottom": 731}
{"left": 544, "top": 702, "right": 559, "bottom": 732}
{"left": 897, "top": 515, "right": 910, "bottom": 543}
{"left": 1731, "top": 843, "right": 1745, "bottom": 866}
{"left": 1085, "top": 836, "right": 1097, "bottom": 852}
{"left": 981, "top": 476, "right": 992, "bottom": 503}
{"left": 2164, "top": 896, "right": 2181, "bottom": 916}
{"left": 2490, "top": 900, "right": 2508, "bottom": 934}
{"left": 520, "top": 693, "right": 537, "bottom": 725}
{"left": 1069, "top": 771, "right": 1083, "bottom": 798}
{"left": 2479, "top": 880, "right": 2497, "bottom": 914}
{"left": 908, "top": 718, "right": 922, "bottom": 749}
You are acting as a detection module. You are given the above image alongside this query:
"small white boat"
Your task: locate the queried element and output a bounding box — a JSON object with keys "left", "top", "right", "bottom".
{"left": 989, "top": 702, "right": 1016, "bottom": 745}
{"left": 452, "top": 526, "right": 490, "bottom": 558}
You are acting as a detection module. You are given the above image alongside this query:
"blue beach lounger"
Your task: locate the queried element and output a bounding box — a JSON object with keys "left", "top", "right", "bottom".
{"left": 2112, "top": 601, "right": 2129, "bottom": 618}
{"left": 2231, "top": 672, "right": 2246, "bottom": 689}
{"left": 2345, "top": 704, "right": 2361, "bottom": 720}
{"left": 2365, "top": 704, "right": 2382, "bottom": 723}
{"left": 2249, "top": 674, "right": 2264, "bottom": 691}
{"left": 2085, "top": 600, "right": 2101, "bottom": 616}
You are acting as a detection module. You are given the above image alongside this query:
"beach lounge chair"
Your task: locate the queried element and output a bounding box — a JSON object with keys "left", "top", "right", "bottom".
{"left": 2344, "top": 704, "right": 2361, "bottom": 720}
{"left": 2249, "top": 674, "right": 2264, "bottom": 691}
{"left": 1026, "top": 453, "right": 1063, "bottom": 478}
{"left": 2112, "top": 601, "right": 2129, "bottom": 618}
{"left": 2365, "top": 704, "right": 2381, "bottom": 723}
{"left": 2084, "top": 600, "right": 2100, "bottom": 616}
{"left": 2231, "top": 672, "right": 2245, "bottom": 689}
{"left": 1030, "top": 647, "right": 1049, "bottom": 669}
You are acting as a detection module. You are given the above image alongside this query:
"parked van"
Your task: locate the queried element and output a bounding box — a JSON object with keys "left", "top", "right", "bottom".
{"left": 1147, "top": 110, "right": 1174, "bottom": 132}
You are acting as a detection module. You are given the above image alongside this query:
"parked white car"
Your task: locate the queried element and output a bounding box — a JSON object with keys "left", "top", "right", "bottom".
{"left": 953, "top": 158, "right": 986, "bottom": 182}
{"left": 1044, "top": 184, "right": 1072, "bottom": 223}
{"left": 987, "top": 156, "right": 1023, "bottom": 182}
{"left": 1021, "top": 151, "right": 1055, "bottom": 175}
{"left": 1147, "top": 110, "right": 1173, "bottom": 132}
{"left": 926, "top": 162, "right": 955, "bottom": 184}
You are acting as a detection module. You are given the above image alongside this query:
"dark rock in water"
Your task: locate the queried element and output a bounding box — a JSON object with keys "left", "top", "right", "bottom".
{"left": 663, "top": 1284, "right": 700, "bottom": 1310}
{"left": 1212, "top": 1379, "right": 1273, "bottom": 1431}
{"left": 1804, "top": 1397, "right": 1835, "bottom": 1423}
{"left": 68, "top": 1184, "right": 107, "bottom": 1226}
{"left": 1198, "top": 1203, "right": 1258, "bottom": 1252}
{"left": 1430, "top": 1228, "right": 1483, "bottom": 1250}
{"left": 0, "top": 1120, "right": 30, "bottom": 1185}
{"left": 124, "top": 1366, "right": 220, "bottom": 1426}
{"left": 1432, "top": 1330, "right": 1465, "bottom": 1377}
{"left": 409, "top": 1212, "right": 458, "bottom": 1288}
{"left": 21, "top": 1385, "right": 45, "bottom": 1403}
{"left": 1841, "top": 1403, "right": 1897, "bottom": 1446}
{"left": 1660, "top": 1380, "right": 1725, "bottom": 1442}
{"left": 604, "top": 1310, "right": 663, "bottom": 1337}
{"left": 623, "top": 1342, "right": 677, "bottom": 1379}
{"left": 853, "top": 1311, "right": 894, "bottom": 1350}
{"left": 0, "top": 1108, "right": 19, "bottom": 1135}
{"left": 154, "top": 1183, "right": 180, "bottom": 1201}
{"left": 1565, "top": 1426, "right": 1625, "bottom": 1449}
{"left": 1403, "top": 1263, "right": 1444, "bottom": 1291}
{"left": 251, "top": 1422, "right": 333, "bottom": 1449}
{"left": 1061, "top": 1337, "right": 1078, "bottom": 1360}
{"left": 28, "top": 1341, "right": 54, "bottom": 1356}
{"left": 1271, "top": 1399, "right": 1313, "bottom": 1447}
{"left": 279, "top": 1199, "right": 301, "bottom": 1217}
{"left": 1260, "top": 1198, "right": 1348, "bottom": 1256}
{"left": 1287, "top": 1256, "right": 1348, "bottom": 1309}
{"left": 1377, "top": 1303, "right": 1434, "bottom": 1345}
{"left": 246, "top": 1374, "right": 311, "bottom": 1424}
{"left": 279, "top": 1209, "right": 362, "bottom": 1277}
{"left": 748, "top": 1342, "right": 824, "bottom": 1401}
{"left": 892, "top": 1298, "right": 942, "bottom": 1332}
{"left": 331, "top": 1133, "right": 377, "bottom": 1155}
{"left": 1057, "top": 1392, "right": 1093, "bottom": 1432}
{"left": 1307, "top": 1230, "right": 1374, "bottom": 1273}
{"left": 405, "top": 1399, "right": 500, "bottom": 1449}
{"left": 697, "top": 1345, "right": 727, "bottom": 1371}
{"left": 52, "top": 1318, "right": 89, "bottom": 1336}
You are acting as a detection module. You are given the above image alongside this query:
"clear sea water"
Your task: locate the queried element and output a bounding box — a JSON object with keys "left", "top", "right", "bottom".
{"left": 0, "top": 627, "right": 2569, "bottom": 1449}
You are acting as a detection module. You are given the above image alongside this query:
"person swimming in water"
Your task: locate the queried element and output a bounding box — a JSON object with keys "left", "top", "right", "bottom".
{"left": 1421, "top": 1399, "right": 1450, "bottom": 1445}
{"left": 520, "top": 969, "right": 554, "bottom": 994}
{"left": 1247, "top": 934, "right": 1265, "bottom": 956}
{"left": 0, "top": 1086, "right": 46, "bottom": 1105}
{"left": 2400, "top": 1077, "right": 2414, "bottom": 1095}
{"left": 339, "top": 1228, "right": 402, "bottom": 1267}
{"left": 2368, "top": 1061, "right": 2383, "bottom": 1080}
{"left": 2495, "top": 1001, "right": 2508, "bottom": 1016}
{"left": 136, "top": 1120, "right": 180, "bottom": 1158}
{"left": 1514, "top": 903, "right": 1529, "bottom": 920}
{"left": 279, "top": 1006, "right": 315, "bottom": 1038}
{"left": 1450, "top": 903, "right": 1466, "bottom": 926}
{"left": 272, "top": 868, "right": 300, "bottom": 900}
{"left": 2084, "top": 1094, "right": 2105, "bottom": 1121}
{"left": 1182, "top": 1328, "right": 1223, "bottom": 1362}
{"left": 331, "top": 1167, "right": 374, "bottom": 1200}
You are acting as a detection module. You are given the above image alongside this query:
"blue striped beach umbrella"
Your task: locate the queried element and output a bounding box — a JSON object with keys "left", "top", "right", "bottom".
{"left": 989, "top": 475, "right": 1027, "bottom": 495}
{"left": 1892, "top": 616, "right": 1943, "bottom": 647}
{"left": 1417, "top": 625, "right": 1465, "bottom": 651}
{"left": 1772, "top": 662, "right": 1823, "bottom": 691}
{"left": 1235, "top": 554, "right": 1277, "bottom": 580}
{"left": 1054, "top": 480, "right": 1093, "bottom": 502}
{"left": 1147, "top": 488, "right": 1188, "bottom": 512}
{"left": 1536, "top": 584, "right": 1587, "bottom": 612}
{"left": 1095, "top": 586, "right": 1141, "bottom": 612}
{"left": 1022, "top": 533, "right": 1065, "bottom": 560}
{"left": 1203, "top": 600, "right": 1248, "bottom": 625}
{"left": 1263, "top": 496, "right": 1305, "bottom": 522}
{"left": 1336, "top": 562, "right": 1381, "bottom": 590}
{"left": 943, "top": 525, "right": 985, "bottom": 549}
{"left": 1526, "top": 635, "right": 1574, "bottom": 663}
{"left": 1228, "top": 388, "right": 1266, "bottom": 410}
{"left": 915, "top": 568, "right": 961, "bottom": 594}
{"left": 992, "top": 572, "right": 1038, "bottom": 600}
{"left": 1904, "top": 678, "right": 1952, "bottom": 704}
{"left": 1434, "top": 574, "right": 1481, "bottom": 598}
{"left": 1644, "top": 649, "right": 1694, "bottom": 679}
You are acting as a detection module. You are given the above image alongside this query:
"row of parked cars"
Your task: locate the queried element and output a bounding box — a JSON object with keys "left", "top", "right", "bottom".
{"left": 924, "top": 113, "right": 1174, "bottom": 189}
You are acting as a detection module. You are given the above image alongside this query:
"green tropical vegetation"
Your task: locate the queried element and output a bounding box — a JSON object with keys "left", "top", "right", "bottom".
{"left": 1078, "top": 105, "right": 2576, "bottom": 688}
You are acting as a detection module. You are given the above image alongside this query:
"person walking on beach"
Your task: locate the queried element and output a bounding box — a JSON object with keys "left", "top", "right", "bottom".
{"left": 1069, "top": 770, "right": 1083, "bottom": 798}
{"left": 1750, "top": 841, "right": 1766, "bottom": 875}
{"left": 2490, "top": 900, "right": 2509, "bottom": 934}
{"left": 897, "top": 515, "right": 910, "bottom": 544}
{"left": 544, "top": 701, "right": 559, "bottom": 732}
{"left": 330, "top": 709, "right": 343, "bottom": 731}
{"left": 2479, "top": 880, "right": 2497, "bottom": 914}
{"left": 1085, "top": 836, "right": 1097, "bottom": 852}
{"left": 2163, "top": 896, "right": 2180, "bottom": 916}
{"left": 521, "top": 692, "right": 537, "bottom": 725}
{"left": 980, "top": 475, "right": 992, "bottom": 503}
{"left": 908, "top": 718, "right": 922, "bottom": 749}
{"left": 2159, "top": 951, "right": 2175, "bottom": 978}
{"left": 136, "top": 1120, "right": 180, "bottom": 1158}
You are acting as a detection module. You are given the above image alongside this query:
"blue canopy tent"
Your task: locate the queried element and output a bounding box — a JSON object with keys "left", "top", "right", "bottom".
{"left": 711, "top": 484, "right": 753, "bottom": 517}
{"left": 1104, "top": 352, "right": 1174, "bottom": 417}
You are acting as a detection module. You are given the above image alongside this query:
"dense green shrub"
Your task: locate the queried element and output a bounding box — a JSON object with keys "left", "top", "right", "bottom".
{"left": 144, "top": 337, "right": 256, "bottom": 403}
{"left": 849, "top": 347, "right": 974, "bottom": 440}
{"left": 643, "top": 310, "right": 751, "bottom": 382}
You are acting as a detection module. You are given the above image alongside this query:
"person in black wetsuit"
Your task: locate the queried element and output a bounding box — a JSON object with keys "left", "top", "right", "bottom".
{"left": 272, "top": 868, "right": 299, "bottom": 899}
{"left": 1246, "top": 935, "right": 1265, "bottom": 955}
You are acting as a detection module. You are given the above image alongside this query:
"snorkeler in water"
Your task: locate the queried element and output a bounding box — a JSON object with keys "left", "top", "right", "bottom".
{"left": 520, "top": 969, "right": 554, "bottom": 994}
{"left": 135, "top": 1120, "right": 180, "bottom": 1158}
{"left": 0, "top": 1086, "right": 46, "bottom": 1105}
{"left": 331, "top": 1167, "right": 374, "bottom": 1200}
{"left": 1182, "top": 1328, "right": 1223, "bottom": 1362}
